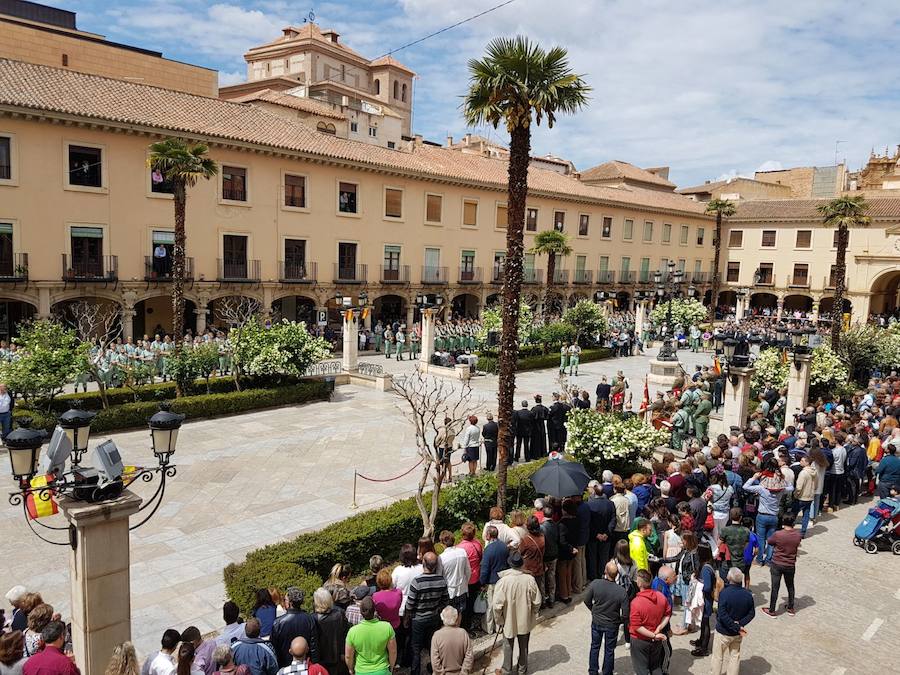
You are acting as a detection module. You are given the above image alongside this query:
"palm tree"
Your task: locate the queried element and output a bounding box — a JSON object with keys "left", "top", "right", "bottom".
{"left": 463, "top": 36, "right": 589, "bottom": 505}
{"left": 704, "top": 198, "right": 736, "bottom": 324}
{"left": 148, "top": 138, "right": 217, "bottom": 394}
{"left": 530, "top": 230, "right": 572, "bottom": 324}
{"left": 817, "top": 195, "right": 870, "bottom": 349}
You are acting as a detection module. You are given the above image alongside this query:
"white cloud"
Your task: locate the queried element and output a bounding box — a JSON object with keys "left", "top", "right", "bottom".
{"left": 755, "top": 160, "right": 784, "bottom": 173}
{"left": 218, "top": 70, "right": 246, "bottom": 87}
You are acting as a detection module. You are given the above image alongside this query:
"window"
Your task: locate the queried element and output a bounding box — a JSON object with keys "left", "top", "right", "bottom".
{"left": 796, "top": 230, "right": 812, "bottom": 248}
{"left": 387, "top": 141, "right": 396, "bottom": 149}
{"left": 756, "top": 262, "right": 773, "bottom": 284}
{"left": 643, "top": 221, "right": 653, "bottom": 242}
{"left": 621, "top": 257, "right": 631, "bottom": 272}
{"left": 575, "top": 255, "right": 586, "bottom": 272}
{"left": 828, "top": 264, "right": 839, "bottom": 287}
{"left": 383, "top": 245, "right": 401, "bottom": 281}
{"left": 659, "top": 257, "right": 668, "bottom": 272}
{"left": 493, "top": 251, "right": 506, "bottom": 280}
{"left": 496, "top": 203, "right": 508, "bottom": 229}
{"left": 623, "top": 219, "right": 633, "bottom": 240}
{"left": 0, "top": 223, "right": 13, "bottom": 276}
{"left": 368, "top": 127, "right": 377, "bottom": 138}
{"left": 0, "top": 136, "right": 11, "bottom": 180}
{"left": 460, "top": 250, "right": 476, "bottom": 281}
{"left": 578, "top": 214, "right": 589, "bottom": 236}
{"left": 316, "top": 122, "right": 336, "bottom": 135}
{"left": 284, "top": 239, "right": 307, "bottom": 280}
{"left": 639, "top": 257, "right": 650, "bottom": 282}
{"left": 833, "top": 230, "right": 849, "bottom": 248}
{"left": 602, "top": 217, "right": 613, "bottom": 238}
{"left": 553, "top": 211, "right": 565, "bottom": 232}
{"left": 384, "top": 188, "right": 403, "bottom": 219}
{"left": 222, "top": 234, "right": 248, "bottom": 278}
{"left": 526, "top": 207, "right": 538, "bottom": 231}
{"left": 284, "top": 174, "right": 306, "bottom": 208}
{"left": 662, "top": 223, "right": 672, "bottom": 243}
{"left": 68, "top": 145, "right": 102, "bottom": 187}
{"left": 374, "top": 79, "right": 380, "bottom": 95}
{"left": 350, "top": 121, "right": 358, "bottom": 132}
{"left": 150, "top": 167, "right": 174, "bottom": 195}
{"left": 222, "top": 166, "right": 247, "bottom": 201}
{"left": 425, "top": 194, "right": 443, "bottom": 224}
{"left": 677, "top": 259, "right": 686, "bottom": 273}
{"left": 402, "top": 83, "right": 407, "bottom": 102}
{"left": 338, "top": 182, "right": 358, "bottom": 214}
{"left": 679, "top": 225, "right": 688, "bottom": 245}
{"left": 761, "top": 230, "right": 776, "bottom": 247}
{"left": 463, "top": 200, "right": 478, "bottom": 227}
{"left": 728, "top": 230, "right": 743, "bottom": 248}
{"left": 337, "top": 242, "right": 358, "bottom": 280}
{"left": 393, "top": 81, "right": 399, "bottom": 99}
{"left": 150, "top": 230, "right": 174, "bottom": 277}
{"left": 693, "top": 259, "right": 702, "bottom": 276}
{"left": 598, "top": 256, "right": 609, "bottom": 273}
{"left": 70, "top": 226, "right": 103, "bottom": 277}
{"left": 791, "top": 263, "right": 809, "bottom": 286}
{"left": 424, "top": 248, "right": 441, "bottom": 282}
{"left": 726, "top": 261, "right": 740, "bottom": 282}
{"left": 696, "top": 227, "right": 705, "bottom": 246}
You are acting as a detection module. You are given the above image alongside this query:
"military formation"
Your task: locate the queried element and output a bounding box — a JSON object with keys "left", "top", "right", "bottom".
{"left": 647, "top": 365, "right": 723, "bottom": 450}
{"left": 368, "top": 318, "right": 482, "bottom": 360}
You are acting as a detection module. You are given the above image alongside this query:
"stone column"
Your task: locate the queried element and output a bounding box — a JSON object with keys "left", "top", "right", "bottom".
{"left": 38, "top": 287, "right": 52, "bottom": 320}
{"left": 810, "top": 298, "right": 820, "bottom": 322}
{"left": 776, "top": 298, "right": 784, "bottom": 320}
{"left": 785, "top": 352, "right": 812, "bottom": 430}
{"left": 58, "top": 491, "right": 143, "bottom": 675}
{"left": 195, "top": 305, "right": 208, "bottom": 335}
{"left": 121, "top": 308, "right": 135, "bottom": 341}
{"left": 721, "top": 365, "right": 754, "bottom": 432}
{"left": 419, "top": 308, "right": 436, "bottom": 366}
{"left": 635, "top": 301, "right": 646, "bottom": 341}
{"left": 342, "top": 311, "right": 359, "bottom": 371}
{"left": 405, "top": 304, "right": 415, "bottom": 329}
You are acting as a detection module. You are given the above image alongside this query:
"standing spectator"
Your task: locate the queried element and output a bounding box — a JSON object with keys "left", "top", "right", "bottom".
{"left": 538, "top": 507, "right": 559, "bottom": 608}
{"left": 439, "top": 532, "right": 471, "bottom": 616}
{"left": 180, "top": 628, "right": 217, "bottom": 675}
{"left": 23, "top": 604, "right": 53, "bottom": 657}
{"left": 346, "top": 586, "right": 371, "bottom": 627}
{"left": 547, "top": 393, "right": 571, "bottom": 451}
{"left": 230, "top": 619, "right": 278, "bottom": 675}
{"left": 875, "top": 445, "right": 900, "bottom": 496}
{"left": 217, "top": 602, "right": 247, "bottom": 647}
{"left": 429, "top": 607, "right": 472, "bottom": 675}
{"left": 460, "top": 416, "right": 481, "bottom": 477}
{"left": 595, "top": 377, "right": 611, "bottom": 412}
{"left": 313, "top": 588, "right": 348, "bottom": 675}
{"left": 371, "top": 571, "right": 402, "bottom": 633}
{"left": 481, "top": 414, "right": 499, "bottom": 472}
{"left": 556, "top": 501, "right": 579, "bottom": 604}
{"left": 176, "top": 643, "right": 203, "bottom": 675}
{"left": 742, "top": 463, "right": 789, "bottom": 566}
{"left": 628, "top": 518, "right": 652, "bottom": 573}
{"left": 391, "top": 544, "right": 421, "bottom": 621}
{"left": 627, "top": 570, "right": 670, "bottom": 675}
{"left": 827, "top": 432, "right": 848, "bottom": 511}
{"left": 276, "top": 638, "right": 327, "bottom": 675}
{"left": 0, "top": 631, "right": 26, "bottom": 675}
{"left": 479, "top": 526, "right": 509, "bottom": 634}
{"left": 345, "top": 599, "right": 396, "bottom": 675}
{"left": 0, "top": 383, "right": 14, "bottom": 440}
{"left": 4, "top": 587, "right": 27, "bottom": 633}
{"left": 710, "top": 568, "right": 755, "bottom": 675}
{"left": 404, "top": 553, "right": 449, "bottom": 675}
{"left": 517, "top": 516, "right": 545, "bottom": 584}
{"left": 650, "top": 567, "right": 676, "bottom": 673}
{"left": 209, "top": 646, "right": 248, "bottom": 675}
{"left": 762, "top": 514, "right": 803, "bottom": 618}
{"left": 610, "top": 481, "right": 631, "bottom": 545}
{"left": 323, "top": 565, "right": 353, "bottom": 610}
{"left": 23, "top": 622, "right": 79, "bottom": 675}
{"left": 482, "top": 508, "right": 519, "bottom": 549}
{"left": 689, "top": 544, "right": 716, "bottom": 658}
{"left": 149, "top": 630, "right": 181, "bottom": 675}
{"left": 251, "top": 591, "right": 277, "bottom": 640}
{"left": 512, "top": 402, "right": 533, "bottom": 463}
{"left": 365, "top": 557, "right": 386, "bottom": 595}
{"left": 491, "top": 553, "right": 541, "bottom": 675}
{"left": 717, "top": 508, "right": 750, "bottom": 582}
{"left": 270, "top": 588, "right": 318, "bottom": 669}
{"left": 456, "top": 523, "right": 483, "bottom": 631}
{"left": 584, "top": 560, "right": 629, "bottom": 675}
{"left": 574, "top": 496, "right": 591, "bottom": 592}
{"left": 793, "top": 455, "right": 817, "bottom": 537}
{"left": 104, "top": 643, "right": 139, "bottom": 675}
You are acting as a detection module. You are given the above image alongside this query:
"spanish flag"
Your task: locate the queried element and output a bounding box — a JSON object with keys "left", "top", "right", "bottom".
{"left": 344, "top": 309, "right": 354, "bottom": 322}
{"left": 713, "top": 356, "right": 722, "bottom": 375}
{"left": 362, "top": 307, "right": 370, "bottom": 320}
{"left": 25, "top": 475, "right": 58, "bottom": 520}
{"left": 639, "top": 376, "right": 650, "bottom": 414}
{"left": 122, "top": 465, "right": 142, "bottom": 488}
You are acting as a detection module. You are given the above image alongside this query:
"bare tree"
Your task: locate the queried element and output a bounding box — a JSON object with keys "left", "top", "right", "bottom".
{"left": 392, "top": 366, "right": 477, "bottom": 538}
{"left": 56, "top": 300, "right": 122, "bottom": 408}
{"left": 215, "top": 295, "right": 261, "bottom": 391}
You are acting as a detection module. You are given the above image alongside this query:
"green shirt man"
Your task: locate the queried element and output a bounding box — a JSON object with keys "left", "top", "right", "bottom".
{"left": 346, "top": 608, "right": 396, "bottom": 675}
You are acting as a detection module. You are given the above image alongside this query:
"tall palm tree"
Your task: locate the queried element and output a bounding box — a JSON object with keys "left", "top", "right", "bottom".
{"left": 704, "top": 198, "right": 736, "bottom": 324}
{"left": 530, "top": 229, "right": 572, "bottom": 324}
{"left": 463, "top": 36, "right": 589, "bottom": 505}
{"left": 148, "top": 138, "right": 218, "bottom": 360}
{"left": 817, "top": 195, "right": 870, "bottom": 349}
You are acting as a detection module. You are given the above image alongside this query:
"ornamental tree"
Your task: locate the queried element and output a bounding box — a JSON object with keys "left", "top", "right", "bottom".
{"left": 0, "top": 320, "right": 80, "bottom": 410}
{"left": 562, "top": 299, "right": 609, "bottom": 346}
{"left": 649, "top": 297, "right": 707, "bottom": 329}
{"left": 566, "top": 408, "right": 668, "bottom": 476}
{"left": 230, "top": 318, "right": 331, "bottom": 382}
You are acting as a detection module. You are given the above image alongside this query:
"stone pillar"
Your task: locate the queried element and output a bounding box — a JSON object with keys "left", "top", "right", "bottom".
{"left": 405, "top": 304, "right": 415, "bottom": 329}
{"left": 58, "top": 491, "right": 143, "bottom": 675}
{"left": 195, "top": 304, "right": 208, "bottom": 335}
{"left": 420, "top": 308, "right": 436, "bottom": 365}
{"left": 776, "top": 298, "right": 784, "bottom": 320}
{"left": 721, "top": 365, "right": 755, "bottom": 432}
{"left": 785, "top": 352, "right": 812, "bottom": 430}
{"left": 121, "top": 308, "right": 135, "bottom": 341}
{"left": 342, "top": 311, "right": 359, "bottom": 371}
{"left": 810, "top": 298, "right": 820, "bottom": 322}
{"left": 635, "top": 301, "right": 646, "bottom": 341}
{"left": 38, "top": 287, "right": 52, "bottom": 320}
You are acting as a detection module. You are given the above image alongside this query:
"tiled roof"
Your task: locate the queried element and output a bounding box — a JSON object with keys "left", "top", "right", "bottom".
{"left": 250, "top": 23, "right": 369, "bottom": 62}
{"left": 0, "top": 58, "right": 707, "bottom": 216}
{"left": 677, "top": 179, "right": 729, "bottom": 194}
{"left": 580, "top": 160, "right": 676, "bottom": 188}
{"left": 228, "top": 89, "right": 346, "bottom": 120}
{"left": 732, "top": 198, "right": 900, "bottom": 221}
{"left": 369, "top": 55, "right": 416, "bottom": 75}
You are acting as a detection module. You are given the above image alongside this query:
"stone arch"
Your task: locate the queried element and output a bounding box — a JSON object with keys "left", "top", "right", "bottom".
{"left": 0, "top": 296, "right": 37, "bottom": 341}
{"left": 567, "top": 292, "right": 588, "bottom": 308}
{"left": 749, "top": 291, "right": 778, "bottom": 312}
{"left": 782, "top": 293, "right": 813, "bottom": 313}
{"left": 819, "top": 296, "right": 852, "bottom": 316}
{"left": 869, "top": 268, "right": 900, "bottom": 315}
{"left": 271, "top": 294, "right": 316, "bottom": 325}
{"left": 615, "top": 290, "right": 631, "bottom": 310}
{"left": 372, "top": 293, "right": 406, "bottom": 324}
{"left": 451, "top": 293, "right": 480, "bottom": 318}
{"left": 207, "top": 294, "right": 264, "bottom": 331}
{"left": 130, "top": 294, "right": 197, "bottom": 337}
{"left": 49, "top": 288, "right": 123, "bottom": 309}
{"left": 51, "top": 296, "right": 123, "bottom": 341}
{"left": 485, "top": 293, "right": 502, "bottom": 308}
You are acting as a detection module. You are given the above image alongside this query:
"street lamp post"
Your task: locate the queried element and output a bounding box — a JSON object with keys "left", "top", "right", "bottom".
{"left": 416, "top": 293, "right": 445, "bottom": 365}
{"left": 654, "top": 260, "right": 687, "bottom": 361}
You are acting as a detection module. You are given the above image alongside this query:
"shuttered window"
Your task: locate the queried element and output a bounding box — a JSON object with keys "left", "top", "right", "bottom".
{"left": 761, "top": 230, "right": 776, "bottom": 247}
{"left": 463, "top": 200, "right": 478, "bottom": 227}
{"left": 496, "top": 204, "right": 508, "bottom": 228}
{"left": 426, "top": 194, "right": 442, "bottom": 223}
{"left": 728, "top": 230, "right": 743, "bottom": 248}
{"left": 385, "top": 188, "right": 403, "bottom": 218}
{"left": 796, "top": 230, "right": 811, "bottom": 248}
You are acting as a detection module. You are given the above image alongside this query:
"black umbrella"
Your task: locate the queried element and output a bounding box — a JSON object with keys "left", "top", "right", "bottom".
{"left": 529, "top": 453, "right": 592, "bottom": 497}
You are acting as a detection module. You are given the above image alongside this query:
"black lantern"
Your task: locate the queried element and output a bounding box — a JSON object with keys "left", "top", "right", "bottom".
{"left": 748, "top": 333, "right": 763, "bottom": 357}
{"left": 723, "top": 337, "right": 738, "bottom": 360}
{"left": 358, "top": 291, "right": 369, "bottom": 305}
{"left": 714, "top": 334, "right": 725, "bottom": 352}
{"left": 653, "top": 270, "right": 662, "bottom": 285}
{"left": 148, "top": 404, "right": 184, "bottom": 463}
{"left": 58, "top": 407, "right": 96, "bottom": 467}
{"left": 790, "top": 328, "right": 804, "bottom": 348}
{"left": 687, "top": 285, "right": 697, "bottom": 298}
{"left": 5, "top": 420, "right": 44, "bottom": 483}
{"left": 775, "top": 323, "right": 788, "bottom": 344}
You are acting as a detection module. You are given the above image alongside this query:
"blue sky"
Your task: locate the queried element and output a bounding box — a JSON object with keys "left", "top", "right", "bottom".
{"left": 53, "top": 0, "right": 900, "bottom": 186}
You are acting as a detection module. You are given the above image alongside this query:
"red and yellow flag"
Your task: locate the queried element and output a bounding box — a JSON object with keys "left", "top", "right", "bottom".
{"left": 25, "top": 475, "right": 58, "bottom": 520}
{"left": 713, "top": 356, "right": 722, "bottom": 375}
{"left": 639, "top": 376, "right": 650, "bottom": 413}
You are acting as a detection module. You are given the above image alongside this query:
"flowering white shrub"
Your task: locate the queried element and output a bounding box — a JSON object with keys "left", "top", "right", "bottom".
{"left": 751, "top": 344, "right": 848, "bottom": 398}
{"left": 649, "top": 298, "right": 707, "bottom": 328}
{"left": 566, "top": 408, "right": 669, "bottom": 475}
{"left": 477, "top": 301, "right": 534, "bottom": 345}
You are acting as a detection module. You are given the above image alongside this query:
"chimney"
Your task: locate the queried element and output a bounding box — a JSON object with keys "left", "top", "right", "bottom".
{"left": 464, "top": 133, "right": 472, "bottom": 145}
{"left": 322, "top": 30, "right": 340, "bottom": 43}
{"left": 446, "top": 135, "right": 453, "bottom": 147}
{"left": 414, "top": 134, "right": 423, "bottom": 147}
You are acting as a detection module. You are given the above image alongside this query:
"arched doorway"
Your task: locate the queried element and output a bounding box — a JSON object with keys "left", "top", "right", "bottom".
{"left": 451, "top": 293, "right": 479, "bottom": 318}
{"left": 0, "top": 299, "right": 36, "bottom": 341}
{"left": 52, "top": 298, "right": 123, "bottom": 341}
{"left": 208, "top": 295, "right": 262, "bottom": 331}
{"left": 485, "top": 293, "right": 501, "bottom": 308}
{"left": 819, "top": 296, "right": 852, "bottom": 316}
{"left": 272, "top": 295, "right": 315, "bottom": 326}
{"left": 568, "top": 292, "right": 588, "bottom": 308}
{"left": 134, "top": 297, "right": 196, "bottom": 338}
{"left": 749, "top": 292, "right": 777, "bottom": 314}
{"left": 869, "top": 270, "right": 900, "bottom": 316}
{"left": 373, "top": 294, "right": 406, "bottom": 325}
{"left": 783, "top": 294, "right": 813, "bottom": 315}
{"left": 615, "top": 290, "right": 631, "bottom": 310}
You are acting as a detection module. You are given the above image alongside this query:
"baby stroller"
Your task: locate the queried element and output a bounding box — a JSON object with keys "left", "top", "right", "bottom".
{"left": 852, "top": 497, "right": 900, "bottom": 555}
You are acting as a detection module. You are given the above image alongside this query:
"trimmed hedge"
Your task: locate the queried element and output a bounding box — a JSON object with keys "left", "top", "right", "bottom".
{"left": 223, "top": 460, "right": 545, "bottom": 616}
{"left": 477, "top": 347, "right": 612, "bottom": 375}
{"left": 15, "top": 381, "right": 330, "bottom": 433}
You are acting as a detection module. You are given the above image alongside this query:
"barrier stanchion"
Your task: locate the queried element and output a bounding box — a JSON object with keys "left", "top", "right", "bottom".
{"left": 350, "top": 471, "right": 358, "bottom": 510}
{"left": 352, "top": 458, "right": 425, "bottom": 508}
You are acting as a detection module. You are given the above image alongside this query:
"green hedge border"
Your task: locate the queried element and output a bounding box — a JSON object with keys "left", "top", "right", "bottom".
{"left": 477, "top": 347, "right": 612, "bottom": 375}
{"left": 223, "top": 460, "right": 546, "bottom": 615}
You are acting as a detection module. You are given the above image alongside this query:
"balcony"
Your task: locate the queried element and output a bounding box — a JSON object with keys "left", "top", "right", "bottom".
{"left": 62, "top": 254, "right": 117, "bottom": 282}
{"left": 752, "top": 273, "right": 775, "bottom": 287}
{"left": 0, "top": 253, "right": 28, "bottom": 281}
{"left": 788, "top": 275, "right": 810, "bottom": 289}
{"left": 422, "top": 266, "right": 449, "bottom": 284}
{"left": 222, "top": 187, "right": 246, "bottom": 201}
{"left": 380, "top": 265, "right": 410, "bottom": 284}
{"left": 217, "top": 258, "right": 261, "bottom": 282}
{"left": 491, "top": 264, "right": 505, "bottom": 284}
{"left": 458, "top": 267, "right": 482, "bottom": 284}
{"left": 596, "top": 270, "right": 615, "bottom": 284}
{"left": 279, "top": 261, "right": 317, "bottom": 283}
{"left": 824, "top": 275, "right": 838, "bottom": 290}
{"left": 618, "top": 270, "right": 636, "bottom": 283}
{"left": 144, "top": 256, "right": 193, "bottom": 281}
{"left": 638, "top": 270, "right": 653, "bottom": 284}
{"left": 523, "top": 268, "right": 543, "bottom": 284}
{"left": 573, "top": 269, "right": 593, "bottom": 285}
{"left": 333, "top": 263, "right": 367, "bottom": 284}
{"left": 552, "top": 269, "right": 569, "bottom": 284}
{"left": 691, "top": 272, "right": 709, "bottom": 283}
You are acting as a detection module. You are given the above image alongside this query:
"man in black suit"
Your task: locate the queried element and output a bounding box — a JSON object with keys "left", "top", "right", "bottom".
{"left": 482, "top": 413, "right": 499, "bottom": 471}
{"left": 512, "top": 400, "right": 533, "bottom": 463}
{"left": 586, "top": 482, "right": 616, "bottom": 580}
{"left": 595, "top": 376, "right": 611, "bottom": 412}
{"left": 530, "top": 394, "right": 549, "bottom": 460}
{"left": 548, "top": 392, "right": 572, "bottom": 452}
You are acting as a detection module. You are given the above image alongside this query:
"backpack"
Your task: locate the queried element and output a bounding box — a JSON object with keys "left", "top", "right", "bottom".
{"left": 616, "top": 564, "right": 637, "bottom": 599}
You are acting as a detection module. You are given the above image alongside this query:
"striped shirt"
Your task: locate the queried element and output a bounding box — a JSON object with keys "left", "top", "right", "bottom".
{"left": 404, "top": 572, "right": 450, "bottom": 620}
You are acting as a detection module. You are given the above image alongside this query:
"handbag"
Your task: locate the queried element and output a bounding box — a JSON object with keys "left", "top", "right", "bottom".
{"left": 703, "top": 512, "right": 715, "bottom": 531}
{"left": 473, "top": 591, "right": 488, "bottom": 614}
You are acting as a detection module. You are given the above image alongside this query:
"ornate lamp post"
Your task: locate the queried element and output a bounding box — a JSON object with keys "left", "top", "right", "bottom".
{"left": 335, "top": 292, "right": 369, "bottom": 371}
{"left": 653, "top": 260, "right": 685, "bottom": 361}
{"left": 5, "top": 420, "right": 44, "bottom": 486}
{"left": 58, "top": 407, "right": 96, "bottom": 468}
{"left": 416, "top": 293, "right": 445, "bottom": 365}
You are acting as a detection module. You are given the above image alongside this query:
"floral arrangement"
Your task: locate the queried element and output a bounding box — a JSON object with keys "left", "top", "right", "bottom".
{"left": 477, "top": 300, "right": 535, "bottom": 345}
{"left": 566, "top": 408, "right": 669, "bottom": 475}
{"left": 751, "top": 344, "right": 849, "bottom": 398}
{"left": 649, "top": 297, "right": 707, "bottom": 328}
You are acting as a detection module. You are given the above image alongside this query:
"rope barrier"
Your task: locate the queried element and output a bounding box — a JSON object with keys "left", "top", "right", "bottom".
{"left": 356, "top": 458, "right": 424, "bottom": 483}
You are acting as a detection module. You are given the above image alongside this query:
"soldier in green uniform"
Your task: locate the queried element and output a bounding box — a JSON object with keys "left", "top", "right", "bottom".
{"left": 383, "top": 326, "right": 394, "bottom": 358}
{"left": 670, "top": 401, "right": 690, "bottom": 451}
{"left": 679, "top": 382, "right": 695, "bottom": 435}
{"left": 395, "top": 326, "right": 406, "bottom": 361}
{"left": 373, "top": 321, "right": 383, "bottom": 353}
{"left": 693, "top": 392, "right": 713, "bottom": 442}
{"left": 559, "top": 343, "right": 568, "bottom": 374}
{"left": 409, "top": 329, "right": 420, "bottom": 360}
